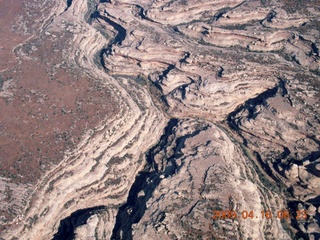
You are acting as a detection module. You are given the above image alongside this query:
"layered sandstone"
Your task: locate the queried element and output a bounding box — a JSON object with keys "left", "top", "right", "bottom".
{"left": 0, "top": 0, "right": 319, "bottom": 239}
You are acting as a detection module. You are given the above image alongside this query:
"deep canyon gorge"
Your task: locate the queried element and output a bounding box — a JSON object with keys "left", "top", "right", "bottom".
{"left": 0, "top": 0, "right": 319, "bottom": 239}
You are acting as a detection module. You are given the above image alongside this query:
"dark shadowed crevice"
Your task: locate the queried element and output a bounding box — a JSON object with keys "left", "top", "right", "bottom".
{"left": 67, "top": 0, "right": 72, "bottom": 8}
{"left": 287, "top": 201, "right": 319, "bottom": 240}
{"left": 227, "top": 80, "right": 319, "bottom": 239}
{"left": 52, "top": 206, "right": 106, "bottom": 240}
{"left": 91, "top": 11, "right": 126, "bottom": 46}
{"left": 62, "top": 0, "right": 73, "bottom": 13}
{"left": 134, "top": 5, "right": 157, "bottom": 23}
{"left": 110, "top": 119, "right": 178, "bottom": 240}
{"left": 157, "top": 64, "right": 175, "bottom": 85}
{"left": 179, "top": 51, "right": 190, "bottom": 64}
{"left": 110, "top": 119, "right": 207, "bottom": 240}
{"left": 228, "top": 84, "right": 278, "bottom": 126}
{"left": 90, "top": 11, "right": 126, "bottom": 70}
{"left": 218, "top": 66, "right": 224, "bottom": 77}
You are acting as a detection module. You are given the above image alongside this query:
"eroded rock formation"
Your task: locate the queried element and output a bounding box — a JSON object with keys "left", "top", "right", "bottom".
{"left": 0, "top": 0, "right": 319, "bottom": 239}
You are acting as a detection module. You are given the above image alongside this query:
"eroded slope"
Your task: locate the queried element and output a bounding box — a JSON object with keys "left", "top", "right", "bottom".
{"left": 0, "top": 0, "right": 319, "bottom": 239}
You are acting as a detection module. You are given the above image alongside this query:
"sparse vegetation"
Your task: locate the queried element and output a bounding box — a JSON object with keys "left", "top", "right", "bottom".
{"left": 0, "top": 0, "right": 319, "bottom": 238}
{"left": 134, "top": 74, "right": 148, "bottom": 86}
{"left": 0, "top": 77, "right": 3, "bottom": 90}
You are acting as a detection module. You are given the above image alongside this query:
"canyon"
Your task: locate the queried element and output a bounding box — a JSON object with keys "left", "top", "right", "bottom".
{"left": 0, "top": 0, "right": 319, "bottom": 239}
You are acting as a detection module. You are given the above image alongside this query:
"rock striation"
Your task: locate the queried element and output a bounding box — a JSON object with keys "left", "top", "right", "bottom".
{"left": 0, "top": 0, "right": 319, "bottom": 239}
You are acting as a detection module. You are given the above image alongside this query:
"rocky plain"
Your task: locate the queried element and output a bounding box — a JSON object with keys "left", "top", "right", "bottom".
{"left": 0, "top": 0, "right": 319, "bottom": 239}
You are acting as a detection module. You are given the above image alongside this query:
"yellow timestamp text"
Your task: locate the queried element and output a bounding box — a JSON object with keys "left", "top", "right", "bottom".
{"left": 212, "top": 210, "right": 308, "bottom": 220}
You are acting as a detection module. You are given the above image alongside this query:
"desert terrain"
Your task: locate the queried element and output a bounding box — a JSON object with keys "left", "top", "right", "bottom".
{"left": 0, "top": 0, "right": 319, "bottom": 239}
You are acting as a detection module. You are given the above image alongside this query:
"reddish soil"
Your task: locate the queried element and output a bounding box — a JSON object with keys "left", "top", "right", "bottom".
{"left": 0, "top": 0, "right": 119, "bottom": 226}
{"left": 0, "top": 1, "right": 27, "bottom": 71}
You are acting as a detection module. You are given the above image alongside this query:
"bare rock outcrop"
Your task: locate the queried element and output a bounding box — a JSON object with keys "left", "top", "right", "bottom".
{"left": 130, "top": 119, "right": 290, "bottom": 240}
{"left": 0, "top": 0, "right": 319, "bottom": 239}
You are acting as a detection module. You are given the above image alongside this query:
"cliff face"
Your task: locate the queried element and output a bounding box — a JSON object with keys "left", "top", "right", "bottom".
{"left": 0, "top": 0, "right": 319, "bottom": 239}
